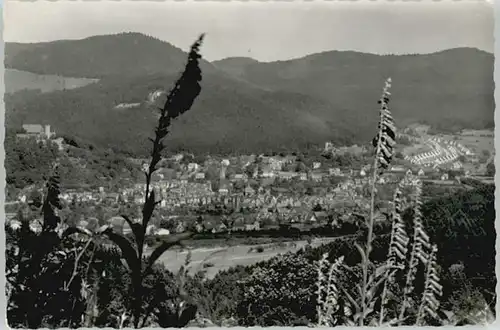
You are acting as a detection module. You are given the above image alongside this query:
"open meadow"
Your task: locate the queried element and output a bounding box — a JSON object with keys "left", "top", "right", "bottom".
{"left": 5, "top": 69, "right": 98, "bottom": 94}
{"left": 152, "top": 237, "right": 345, "bottom": 278}
{"left": 444, "top": 133, "right": 494, "bottom": 154}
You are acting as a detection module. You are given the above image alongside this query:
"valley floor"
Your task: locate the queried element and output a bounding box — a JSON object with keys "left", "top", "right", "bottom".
{"left": 153, "top": 236, "right": 349, "bottom": 278}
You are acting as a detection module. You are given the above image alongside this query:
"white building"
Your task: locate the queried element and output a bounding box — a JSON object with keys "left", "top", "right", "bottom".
{"left": 188, "top": 163, "right": 200, "bottom": 172}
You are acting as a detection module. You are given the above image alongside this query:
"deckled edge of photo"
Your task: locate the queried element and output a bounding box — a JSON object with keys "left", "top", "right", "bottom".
{"left": 494, "top": 0, "right": 499, "bottom": 328}
{"left": 1, "top": 1, "right": 7, "bottom": 329}
{"left": 0, "top": 1, "right": 498, "bottom": 330}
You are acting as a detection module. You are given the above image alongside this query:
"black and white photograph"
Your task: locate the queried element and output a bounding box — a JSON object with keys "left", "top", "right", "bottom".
{"left": 2, "top": 0, "right": 497, "bottom": 328}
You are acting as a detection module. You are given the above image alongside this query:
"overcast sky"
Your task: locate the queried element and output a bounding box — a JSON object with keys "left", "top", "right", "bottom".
{"left": 4, "top": 0, "right": 494, "bottom": 62}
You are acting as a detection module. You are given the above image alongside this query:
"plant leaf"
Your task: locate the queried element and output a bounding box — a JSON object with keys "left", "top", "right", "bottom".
{"left": 122, "top": 214, "right": 144, "bottom": 246}
{"left": 178, "top": 303, "right": 197, "bottom": 327}
{"left": 61, "top": 226, "right": 93, "bottom": 238}
{"left": 341, "top": 287, "right": 360, "bottom": 313}
{"left": 142, "top": 190, "right": 156, "bottom": 228}
{"left": 354, "top": 242, "right": 367, "bottom": 264}
{"left": 103, "top": 228, "right": 140, "bottom": 272}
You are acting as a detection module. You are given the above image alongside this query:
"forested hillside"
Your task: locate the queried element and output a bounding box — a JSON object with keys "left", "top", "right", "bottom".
{"left": 5, "top": 33, "right": 494, "bottom": 155}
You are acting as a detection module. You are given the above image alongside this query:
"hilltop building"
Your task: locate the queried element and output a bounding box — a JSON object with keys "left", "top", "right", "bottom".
{"left": 17, "top": 124, "right": 56, "bottom": 141}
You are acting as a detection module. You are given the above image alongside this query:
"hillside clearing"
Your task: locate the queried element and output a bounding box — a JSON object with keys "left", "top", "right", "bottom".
{"left": 5, "top": 69, "right": 98, "bottom": 94}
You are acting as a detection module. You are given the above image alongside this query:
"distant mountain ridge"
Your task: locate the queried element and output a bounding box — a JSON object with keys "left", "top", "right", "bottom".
{"left": 214, "top": 47, "right": 492, "bottom": 63}
{"left": 5, "top": 33, "right": 494, "bottom": 155}
{"left": 5, "top": 32, "right": 218, "bottom": 78}
{"left": 213, "top": 47, "right": 494, "bottom": 130}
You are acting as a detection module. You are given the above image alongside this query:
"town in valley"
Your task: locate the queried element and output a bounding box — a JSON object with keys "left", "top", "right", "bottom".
{"left": 6, "top": 121, "right": 494, "bottom": 276}
{"left": 4, "top": 1, "right": 496, "bottom": 328}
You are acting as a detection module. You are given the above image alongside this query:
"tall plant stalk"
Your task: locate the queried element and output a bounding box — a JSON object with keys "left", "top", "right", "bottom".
{"left": 398, "top": 178, "right": 431, "bottom": 321}
{"left": 316, "top": 80, "right": 443, "bottom": 326}
{"left": 378, "top": 175, "right": 412, "bottom": 325}
{"left": 101, "top": 34, "right": 205, "bottom": 328}
{"left": 359, "top": 78, "right": 394, "bottom": 325}
{"left": 416, "top": 244, "right": 440, "bottom": 325}
{"left": 379, "top": 189, "right": 402, "bottom": 324}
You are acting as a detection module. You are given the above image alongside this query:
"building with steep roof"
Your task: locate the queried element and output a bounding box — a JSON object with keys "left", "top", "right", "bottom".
{"left": 17, "top": 124, "right": 56, "bottom": 141}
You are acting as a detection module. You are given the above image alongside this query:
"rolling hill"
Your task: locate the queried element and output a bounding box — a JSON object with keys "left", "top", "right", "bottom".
{"left": 5, "top": 32, "right": 218, "bottom": 78}
{"left": 5, "top": 33, "right": 495, "bottom": 155}
{"left": 213, "top": 48, "right": 495, "bottom": 131}
{"left": 5, "top": 72, "right": 360, "bottom": 156}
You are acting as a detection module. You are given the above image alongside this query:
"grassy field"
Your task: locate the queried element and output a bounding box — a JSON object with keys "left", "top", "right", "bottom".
{"left": 461, "top": 129, "right": 494, "bottom": 137}
{"left": 428, "top": 128, "right": 494, "bottom": 155}
{"left": 152, "top": 237, "right": 347, "bottom": 278}
{"left": 402, "top": 142, "right": 433, "bottom": 156}
{"left": 5, "top": 69, "right": 98, "bottom": 94}
{"left": 449, "top": 135, "right": 494, "bottom": 154}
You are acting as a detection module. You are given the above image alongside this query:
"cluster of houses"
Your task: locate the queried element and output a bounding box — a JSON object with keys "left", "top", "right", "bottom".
{"left": 9, "top": 165, "right": 467, "bottom": 239}
{"left": 405, "top": 138, "right": 472, "bottom": 167}
{"left": 214, "top": 156, "right": 347, "bottom": 195}
{"left": 12, "top": 130, "right": 482, "bottom": 239}
{"left": 127, "top": 180, "right": 215, "bottom": 206}
{"left": 323, "top": 142, "right": 367, "bottom": 156}
{"left": 10, "top": 164, "right": 372, "bottom": 236}
{"left": 379, "top": 165, "right": 465, "bottom": 183}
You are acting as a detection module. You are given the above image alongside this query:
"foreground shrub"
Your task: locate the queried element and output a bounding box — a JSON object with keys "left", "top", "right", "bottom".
{"left": 237, "top": 252, "right": 317, "bottom": 326}
{"left": 183, "top": 266, "right": 249, "bottom": 326}
{"left": 6, "top": 171, "right": 93, "bottom": 328}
